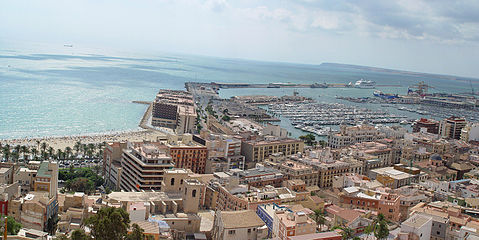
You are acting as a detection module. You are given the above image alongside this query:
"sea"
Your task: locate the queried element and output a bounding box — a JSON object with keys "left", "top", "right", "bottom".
{"left": 1, "top": 43, "right": 479, "bottom": 139}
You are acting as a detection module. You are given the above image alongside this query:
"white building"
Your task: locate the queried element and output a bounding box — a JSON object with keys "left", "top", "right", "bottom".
{"left": 398, "top": 214, "right": 433, "bottom": 240}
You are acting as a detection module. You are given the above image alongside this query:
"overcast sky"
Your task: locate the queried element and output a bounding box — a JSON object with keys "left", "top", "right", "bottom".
{"left": 1, "top": 0, "right": 479, "bottom": 78}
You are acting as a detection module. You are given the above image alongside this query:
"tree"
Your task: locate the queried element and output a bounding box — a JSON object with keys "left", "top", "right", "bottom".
{"left": 374, "top": 214, "right": 389, "bottom": 240}
{"left": 46, "top": 216, "right": 58, "bottom": 235}
{"left": 1, "top": 215, "right": 22, "bottom": 235}
{"left": 340, "top": 227, "right": 354, "bottom": 240}
{"left": 313, "top": 209, "right": 325, "bottom": 231}
{"left": 299, "top": 134, "right": 316, "bottom": 146}
{"left": 84, "top": 207, "right": 130, "bottom": 240}
{"left": 126, "top": 223, "right": 148, "bottom": 240}
{"left": 21, "top": 145, "right": 29, "bottom": 161}
{"left": 53, "top": 234, "right": 69, "bottom": 240}
{"left": 71, "top": 229, "right": 89, "bottom": 240}
{"left": 221, "top": 115, "right": 231, "bottom": 122}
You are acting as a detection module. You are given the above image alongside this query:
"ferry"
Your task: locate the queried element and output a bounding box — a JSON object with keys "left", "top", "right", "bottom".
{"left": 354, "top": 79, "right": 376, "bottom": 89}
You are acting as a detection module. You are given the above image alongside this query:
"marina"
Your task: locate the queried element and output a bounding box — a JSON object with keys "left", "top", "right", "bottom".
{"left": 267, "top": 101, "right": 408, "bottom": 135}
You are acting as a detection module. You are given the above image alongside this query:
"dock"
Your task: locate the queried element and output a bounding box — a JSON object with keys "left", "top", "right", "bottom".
{"left": 185, "top": 82, "right": 401, "bottom": 90}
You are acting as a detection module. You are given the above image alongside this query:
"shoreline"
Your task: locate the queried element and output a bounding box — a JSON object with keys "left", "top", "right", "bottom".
{"left": 0, "top": 129, "right": 166, "bottom": 150}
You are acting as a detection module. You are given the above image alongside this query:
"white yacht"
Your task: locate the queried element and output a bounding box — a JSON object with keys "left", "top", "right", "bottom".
{"left": 354, "top": 79, "right": 376, "bottom": 89}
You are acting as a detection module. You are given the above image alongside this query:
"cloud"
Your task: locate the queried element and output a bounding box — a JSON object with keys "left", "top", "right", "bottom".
{"left": 236, "top": 0, "right": 479, "bottom": 43}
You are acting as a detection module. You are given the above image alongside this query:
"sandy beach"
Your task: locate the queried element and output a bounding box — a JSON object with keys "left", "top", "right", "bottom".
{"left": 0, "top": 129, "right": 166, "bottom": 150}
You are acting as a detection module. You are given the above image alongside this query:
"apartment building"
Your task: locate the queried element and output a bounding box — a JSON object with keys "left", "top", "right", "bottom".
{"left": 281, "top": 161, "right": 317, "bottom": 187}
{"left": 413, "top": 118, "right": 440, "bottom": 134}
{"left": 339, "top": 187, "right": 401, "bottom": 222}
{"left": 241, "top": 138, "right": 304, "bottom": 165}
{"left": 212, "top": 210, "right": 267, "bottom": 240}
{"left": 369, "top": 165, "right": 427, "bottom": 189}
{"left": 439, "top": 116, "right": 467, "bottom": 140}
{"left": 14, "top": 167, "right": 37, "bottom": 194}
{"left": 120, "top": 142, "right": 174, "bottom": 191}
{"left": 165, "top": 134, "right": 208, "bottom": 174}
{"left": 328, "top": 124, "right": 383, "bottom": 149}
{"left": 33, "top": 161, "right": 58, "bottom": 199}
{"left": 276, "top": 209, "right": 316, "bottom": 240}
{"left": 18, "top": 191, "right": 59, "bottom": 232}
{"left": 151, "top": 89, "right": 196, "bottom": 134}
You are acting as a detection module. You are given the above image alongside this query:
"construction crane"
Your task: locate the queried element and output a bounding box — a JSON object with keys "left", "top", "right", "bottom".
{"left": 408, "top": 81, "right": 434, "bottom": 96}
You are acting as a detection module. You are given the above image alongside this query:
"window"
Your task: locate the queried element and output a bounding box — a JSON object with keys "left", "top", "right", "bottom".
{"left": 248, "top": 229, "right": 251, "bottom": 233}
{"left": 228, "top": 230, "right": 235, "bottom": 235}
{"left": 188, "top": 221, "right": 192, "bottom": 225}
{"left": 171, "top": 178, "right": 175, "bottom": 186}
{"left": 192, "top": 189, "right": 197, "bottom": 198}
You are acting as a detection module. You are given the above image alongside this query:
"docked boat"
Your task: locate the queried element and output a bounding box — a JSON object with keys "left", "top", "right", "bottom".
{"left": 373, "top": 90, "right": 399, "bottom": 99}
{"left": 354, "top": 79, "right": 376, "bottom": 89}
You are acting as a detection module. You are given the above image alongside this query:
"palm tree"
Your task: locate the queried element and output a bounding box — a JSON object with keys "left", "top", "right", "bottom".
{"left": 3, "top": 144, "right": 11, "bottom": 162}
{"left": 341, "top": 227, "right": 353, "bottom": 240}
{"left": 313, "top": 209, "right": 326, "bottom": 231}
{"left": 74, "top": 141, "right": 82, "bottom": 157}
{"left": 65, "top": 147, "right": 72, "bottom": 160}
{"left": 56, "top": 149, "right": 63, "bottom": 160}
{"left": 48, "top": 147, "right": 54, "bottom": 160}
{"left": 40, "top": 142, "right": 48, "bottom": 159}
{"left": 31, "top": 148, "right": 38, "bottom": 160}
{"left": 20, "top": 145, "right": 29, "bottom": 161}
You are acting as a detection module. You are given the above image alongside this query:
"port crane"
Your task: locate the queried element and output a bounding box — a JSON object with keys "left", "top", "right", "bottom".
{"left": 408, "top": 81, "right": 434, "bottom": 96}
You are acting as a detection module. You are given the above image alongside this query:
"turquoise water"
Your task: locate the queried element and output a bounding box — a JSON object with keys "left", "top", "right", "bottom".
{"left": 1, "top": 44, "right": 478, "bottom": 139}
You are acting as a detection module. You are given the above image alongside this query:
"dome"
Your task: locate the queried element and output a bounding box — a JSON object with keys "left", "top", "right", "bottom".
{"left": 430, "top": 154, "right": 442, "bottom": 161}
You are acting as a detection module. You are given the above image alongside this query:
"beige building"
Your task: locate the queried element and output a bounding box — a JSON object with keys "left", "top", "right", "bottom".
{"left": 151, "top": 90, "right": 196, "bottom": 134}
{"left": 108, "top": 168, "right": 204, "bottom": 239}
{"left": 276, "top": 209, "right": 316, "bottom": 240}
{"left": 33, "top": 161, "right": 58, "bottom": 199}
{"left": 120, "top": 142, "right": 174, "bottom": 191}
{"left": 439, "top": 116, "right": 467, "bottom": 140}
{"left": 267, "top": 159, "right": 318, "bottom": 187}
{"left": 241, "top": 138, "right": 304, "bottom": 165}
{"left": 328, "top": 124, "right": 383, "bottom": 149}
{"left": 18, "top": 191, "right": 58, "bottom": 231}
{"left": 0, "top": 167, "right": 13, "bottom": 184}
{"left": 212, "top": 210, "right": 267, "bottom": 240}
{"left": 14, "top": 167, "right": 37, "bottom": 194}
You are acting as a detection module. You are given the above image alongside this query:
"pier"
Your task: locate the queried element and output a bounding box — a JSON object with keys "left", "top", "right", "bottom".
{"left": 185, "top": 82, "right": 401, "bottom": 90}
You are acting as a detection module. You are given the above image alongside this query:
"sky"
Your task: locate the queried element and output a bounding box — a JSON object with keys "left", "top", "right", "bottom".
{"left": 1, "top": 0, "right": 479, "bottom": 78}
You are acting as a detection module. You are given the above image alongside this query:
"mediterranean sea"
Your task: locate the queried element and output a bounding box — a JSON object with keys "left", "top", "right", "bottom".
{"left": 1, "top": 43, "right": 478, "bottom": 139}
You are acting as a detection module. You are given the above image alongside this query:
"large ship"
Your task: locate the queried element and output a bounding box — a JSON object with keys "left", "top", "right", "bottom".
{"left": 354, "top": 79, "right": 376, "bottom": 89}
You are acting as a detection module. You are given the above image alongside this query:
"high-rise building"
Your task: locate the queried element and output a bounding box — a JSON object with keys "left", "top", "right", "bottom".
{"left": 120, "top": 142, "right": 174, "bottom": 191}
{"left": 438, "top": 116, "right": 467, "bottom": 139}
{"left": 165, "top": 134, "right": 208, "bottom": 174}
{"left": 151, "top": 90, "right": 196, "bottom": 134}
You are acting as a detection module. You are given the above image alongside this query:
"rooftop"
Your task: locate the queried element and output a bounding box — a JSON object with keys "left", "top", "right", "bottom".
{"left": 289, "top": 231, "right": 342, "bottom": 240}
{"left": 220, "top": 210, "right": 265, "bottom": 229}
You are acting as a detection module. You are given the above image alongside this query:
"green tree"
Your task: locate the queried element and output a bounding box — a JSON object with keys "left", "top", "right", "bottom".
{"left": 299, "top": 134, "right": 316, "bottom": 146}
{"left": 374, "top": 214, "right": 389, "bottom": 240}
{"left": 53, "top": 234, "right": 69, "bottom": 240}
{"left": 340, "top": 227, "right": 353, "bottom": 240}
{"left": 46, "top": 216, "right": 58, "bottom": 235}
{"left": 313, "top": 209, "right": 325, "bottom": 231}
{"left": 126, "top": 223, "right": 148, "bottom": 240}
{"left": 84, "top": 207, "right": 130, "bottom": 240}
{"left": 221, "top": 115, "right": 231, "bottom": 122}
{"left": 1, "top": 215, "right": 22, "bottom": 235}
{"left": 71, "top": 229, "right": 89, "bottom": 240}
